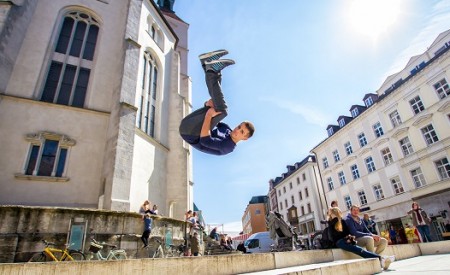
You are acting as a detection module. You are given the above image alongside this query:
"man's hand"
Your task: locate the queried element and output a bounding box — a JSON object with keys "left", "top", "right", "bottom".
{"left": 372, "top": 235, "right": 381, "bottom": 242}
{"left": 206, "top": 106, "right": 222, "bottom": 118}
{"left": 205, "top": 99, "right": 215, "bottom": 109}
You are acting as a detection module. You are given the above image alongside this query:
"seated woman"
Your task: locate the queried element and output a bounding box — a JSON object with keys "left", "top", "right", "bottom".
{"left": 328, "top": 207, "right": 395, "bottom": 270}
{"left": 220, "top": 235, "right": 232, "bottom": 251}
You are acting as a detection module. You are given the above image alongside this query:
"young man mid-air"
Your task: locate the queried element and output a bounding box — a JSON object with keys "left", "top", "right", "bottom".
{"left": 179, "top": 49, "right": 254, "bottom": 156}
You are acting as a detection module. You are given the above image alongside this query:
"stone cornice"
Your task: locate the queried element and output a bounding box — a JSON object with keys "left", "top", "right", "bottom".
{"left": 412, "top": 113, "right": 433, "bottom": 126}
{"left": 437, "top": 99, "right": 450, "bottom": 112}
{"left": 392, "top": 127, "right": 409, "bottom": 138}
{"left": 25, "top": 132, "right": 76, "bottom": 146}
{"left": 14, "top": 173, "right": 69, "bottom": 182}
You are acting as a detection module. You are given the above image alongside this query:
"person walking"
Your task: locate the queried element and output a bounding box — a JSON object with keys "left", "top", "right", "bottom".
{"left": 179, "top": 49, "right": 255, "bottom": 156}
{"left": 407, "top": 202, "right": 433, "bottom": 242}
{"left": 389, "top": 225, "right": 397, "bottom": 245}
{"left": 328, "top": 207, "right": 395, "bottom": 271}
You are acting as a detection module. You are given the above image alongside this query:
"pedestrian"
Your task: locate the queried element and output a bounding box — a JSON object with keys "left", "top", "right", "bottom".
{"left": 344, "top": 205, "right": 388, "bottom": 254}
{"left": 405, "top": 224, "right": 415, "bottom": 243}
{"left": 328, "top": 207, "right": 395, "bottom": 271}
{"left": 139, "top": 200, "right": 150, "bottom": 218}
{"left": 220, "top": 235, "right": 232, "bottom": 251}
{"left": 328, "top": 200, "right": 339, "bottom": 217}
{"left": 389, "top": 225, "right": 397, "bottom": 244}
{"left": 407, "top": 202, "right": 433, "bottom": 242}
{"left": 141, "top": 211, "right": 152, "bottom": 248}
{"left": 236, "top": 242, "right": 247, "bottom": 253}
{"left": 209, "top": 227, "right": 219, "bottom": 241}
{"left": 363, "top": 213, "right": 378, "bottom": 235}
{"left": 179, "top": 49, "right": 255, "bottom": 155}
{"left": 152, "top": 204, "right": 159, "bottom": 215}
{"left": 185, "top": 210, "right": 192, "bottom": 221}
{"left": 190, "top": 232, "right": 201, "bottom": 256}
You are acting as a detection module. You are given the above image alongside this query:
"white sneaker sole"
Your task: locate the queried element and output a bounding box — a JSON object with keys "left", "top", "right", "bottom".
{"left": 199, "top": 49, "right": 228, "bottom": 60}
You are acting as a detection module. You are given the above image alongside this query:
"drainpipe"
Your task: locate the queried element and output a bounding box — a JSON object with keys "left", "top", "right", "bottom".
{"left": 311, "top": 152, "right": 328, "bottom": 221}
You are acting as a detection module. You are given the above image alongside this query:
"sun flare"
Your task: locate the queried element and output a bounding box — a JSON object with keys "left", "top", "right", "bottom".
{"left": 348, "top": 0, "right": 403, "bottom": 41}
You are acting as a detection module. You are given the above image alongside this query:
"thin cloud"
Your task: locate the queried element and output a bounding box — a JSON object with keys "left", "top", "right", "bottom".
{"left": 206, "top": 221, "right": 243, "bottom": 236}
{"left": 260, "top": 96, "right": 332, "bottom": 128}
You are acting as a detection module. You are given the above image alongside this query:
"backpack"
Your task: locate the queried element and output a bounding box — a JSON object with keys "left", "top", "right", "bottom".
{"left": 320, "top": 226, "right": 335, "bottom": 249}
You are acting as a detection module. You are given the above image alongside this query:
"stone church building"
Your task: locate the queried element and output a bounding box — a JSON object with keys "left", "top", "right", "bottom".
{"left": 0, "top": 0, "right": 194, "bottom": 220}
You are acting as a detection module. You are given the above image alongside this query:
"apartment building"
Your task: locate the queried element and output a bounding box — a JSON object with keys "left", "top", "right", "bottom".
{"left": 268, "top": 156, "right": 326, "bottom": 242}
{"left": 242, "top": 195, "right": 269, "bottom": 235}
{"left": 0, "top": 0, "right": 193, "bottom": 219}
{"left": 311, "top": 29, "right": 450, "bottom": 240}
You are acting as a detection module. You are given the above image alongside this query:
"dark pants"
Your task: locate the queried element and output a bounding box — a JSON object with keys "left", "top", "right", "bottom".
{"left": 179, "top": 71, "right": 228, "bottom": 139}
{"left": 336, "top": 238, "right": 380, "bottom": 259}
{"left": 417, "top": 225, "right": 433, "bottom": 242}
{"left": 141, "top": 230, "right": 151, "bottom": 246}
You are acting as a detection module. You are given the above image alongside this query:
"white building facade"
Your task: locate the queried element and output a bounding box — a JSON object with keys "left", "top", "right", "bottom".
{"left": 0, "top": 0, "right": 193, "bottom": 220}
{"left": 269, "top": 156, "right": 327, "bottom": 242}
{"left": 311, "top": 30, "right": 450, "bottom": 240}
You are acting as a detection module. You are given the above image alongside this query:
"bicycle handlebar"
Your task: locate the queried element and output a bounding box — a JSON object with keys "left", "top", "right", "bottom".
{"left": 90, "top": 239, "right": 117, "bottom": 249}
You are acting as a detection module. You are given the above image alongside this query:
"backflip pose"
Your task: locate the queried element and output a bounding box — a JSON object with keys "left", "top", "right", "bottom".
{"left": 179, "top": 50, "right": 255, "bottom": 155}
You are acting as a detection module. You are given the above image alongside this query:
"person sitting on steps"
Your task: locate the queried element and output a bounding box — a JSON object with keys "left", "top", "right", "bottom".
{"left": 344, "top": 205, "right": 388, "bottom": 255}
{"left": 329, "top": 207, "right": 396, "bottom": 271}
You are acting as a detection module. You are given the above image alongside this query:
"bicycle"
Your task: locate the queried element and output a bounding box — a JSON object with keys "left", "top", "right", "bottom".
{"left": 28, "top": 240, "right": 85, "bottom": 262}
{"left": 166, "top": 243, "right": 187, "bottom": 257}
{"left": 88, "top": 239, "right": 127, "bottom": 260}
{"left": 149, "top": 239, "right": 165, "bottom": 258}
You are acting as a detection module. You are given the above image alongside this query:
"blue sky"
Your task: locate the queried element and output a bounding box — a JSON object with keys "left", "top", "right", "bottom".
{"left": 174, "top": 0, "right": 450, "bottom": 234}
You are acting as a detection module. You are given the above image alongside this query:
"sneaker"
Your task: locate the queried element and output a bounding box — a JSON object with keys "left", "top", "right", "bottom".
{"left": 381, "top": 255, "right": 395, "bottom": 270}
{"left": 199, "top": 49, "right": 228, "bottom": 64}
{"left": 205, "top": 59, "right": 235, "bottom": 73}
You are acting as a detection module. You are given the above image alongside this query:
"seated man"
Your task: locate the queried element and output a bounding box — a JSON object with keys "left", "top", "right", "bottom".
{"left": 344, "top": 205, "right": 388, "bottom": 254}
{"left": 179, "top": 49, "right": 255, "bottom": 155}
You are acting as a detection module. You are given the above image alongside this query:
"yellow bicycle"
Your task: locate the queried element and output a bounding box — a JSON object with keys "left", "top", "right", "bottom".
{"left": 28, "top": 240, "right": 85, "bottom": 262}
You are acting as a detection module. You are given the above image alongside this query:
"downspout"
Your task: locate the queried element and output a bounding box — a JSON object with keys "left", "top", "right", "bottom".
{"left": 311, "top": 152, "right": 328, "bottom": 221}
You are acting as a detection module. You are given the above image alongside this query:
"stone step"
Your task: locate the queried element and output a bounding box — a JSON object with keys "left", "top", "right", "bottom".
{"left": 237, "top": 258, "right": 381, "bottom": 275}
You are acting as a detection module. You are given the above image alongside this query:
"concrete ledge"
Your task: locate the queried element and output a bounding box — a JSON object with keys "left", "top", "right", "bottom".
{"left": 273, "top": 249, "right": 334, "bottom": 269}
{"left": 418, "top": 240, "right": 450, "bottom": 255}
{"left": 1, "top": 240, "right": 449, "bottom": 275}
{"left": 239, "top": 259, "right": 380, "bottom": 275}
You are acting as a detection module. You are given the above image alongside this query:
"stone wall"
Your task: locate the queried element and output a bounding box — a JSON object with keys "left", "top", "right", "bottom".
{"left": 0, "top": 205, "right": 188, "bottom": 263}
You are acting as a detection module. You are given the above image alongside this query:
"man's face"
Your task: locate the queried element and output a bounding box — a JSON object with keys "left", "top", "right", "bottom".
{"left": 351, "top": 207, "right": 360, "bottom": 217}
{"left": 231, "top": 123, "right": 250, "bottom": 141}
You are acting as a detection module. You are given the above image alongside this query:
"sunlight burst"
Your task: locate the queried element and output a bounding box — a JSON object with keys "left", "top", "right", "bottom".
{"left": 348, "top": 0, "right": 403, "bottom": 41}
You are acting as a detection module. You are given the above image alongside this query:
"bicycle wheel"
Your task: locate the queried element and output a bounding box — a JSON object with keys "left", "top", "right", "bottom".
{"left": 152, "top": 246, "right": 164, "bottom": 258}
{"left": 28, "top": 252, "right": 47, "bottom": 262}
{"left": 112, "top": 251, "right": 127, "bottom": 260}
{"left": 65, "top": 251, "right": 86, "bottom": 261}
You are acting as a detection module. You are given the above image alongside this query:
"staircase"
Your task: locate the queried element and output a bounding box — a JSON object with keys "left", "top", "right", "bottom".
{"left": 2, "top": 241, "right": 449, "bottom": 275}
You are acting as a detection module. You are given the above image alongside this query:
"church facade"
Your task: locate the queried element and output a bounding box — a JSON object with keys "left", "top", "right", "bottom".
{"left": 0, "top": 0, "right": 193, "bottom": 220}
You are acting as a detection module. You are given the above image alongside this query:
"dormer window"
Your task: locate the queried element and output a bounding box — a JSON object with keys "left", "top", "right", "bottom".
{"left": 339, "top": 119, "right": 346, "bottom": 127}
{"left": 365, "top": 97, "right": 373, "bottom": 107}
{"left": 351, "top": 108, "right": 359, "bottom": 118}
{"left": 327, "top": 127, "right": 334, "bottom": 136}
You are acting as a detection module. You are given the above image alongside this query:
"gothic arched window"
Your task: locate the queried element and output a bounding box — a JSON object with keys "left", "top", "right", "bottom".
{"left": 137, "top": 52, "right": 158, "bottom": 137}
{"left": 41, "top": 11, "right": 99, "bottom": 108}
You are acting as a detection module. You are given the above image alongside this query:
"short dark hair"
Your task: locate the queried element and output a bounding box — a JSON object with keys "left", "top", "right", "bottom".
{"left": 243, "top": 121, "right": 255, "bottom": 138}
{"left": 331, "top": 200, "right": 338, "bottom": 207}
